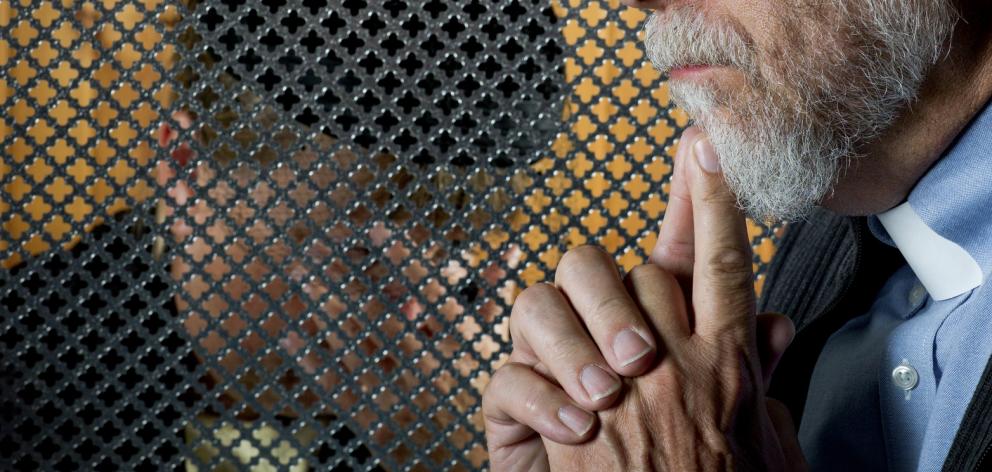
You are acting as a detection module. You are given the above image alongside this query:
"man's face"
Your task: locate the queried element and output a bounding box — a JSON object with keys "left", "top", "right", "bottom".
{"left": 642, "top": 1, "right": 956, "bottom": 220}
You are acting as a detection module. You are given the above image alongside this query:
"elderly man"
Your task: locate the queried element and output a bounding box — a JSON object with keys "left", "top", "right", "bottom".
{"left": 482, "top": 0, "right": 992, "bottom": 470}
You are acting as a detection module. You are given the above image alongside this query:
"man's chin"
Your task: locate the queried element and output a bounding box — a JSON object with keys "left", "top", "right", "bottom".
{"left": 668, "top": 90, "right": 744, "bottom": 134}
{"left": 668, "top": 68, "right": 751, "bottom": 103}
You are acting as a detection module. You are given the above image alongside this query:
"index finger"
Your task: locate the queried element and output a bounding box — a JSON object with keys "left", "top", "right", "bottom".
{"left": 649, "top": 126, "right": 703, "bottom": 285}
{"left": 685, "top": 135, "right": 755, "bottom": 339}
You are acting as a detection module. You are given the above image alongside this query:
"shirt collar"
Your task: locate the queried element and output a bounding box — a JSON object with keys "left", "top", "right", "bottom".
{"left": 868, "top": 99, "right": 992, "bottom": 301}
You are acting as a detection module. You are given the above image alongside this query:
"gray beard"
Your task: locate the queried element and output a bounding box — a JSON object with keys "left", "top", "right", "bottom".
{"left": 644, "top": 3, "right": 956, "bottom": 221}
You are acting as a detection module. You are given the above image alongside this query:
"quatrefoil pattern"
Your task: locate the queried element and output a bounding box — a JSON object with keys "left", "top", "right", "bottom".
{"left": 1, "top": 0, "right": 784, "bottom": 470}
{"left": 0, "top": 0, "right": 177, "bottom": 267}
{"left": 163, "top": 0, "right": 569, "bottom": 469}
{"left": 176, "top": 0, "right": 563, "bottom": 168}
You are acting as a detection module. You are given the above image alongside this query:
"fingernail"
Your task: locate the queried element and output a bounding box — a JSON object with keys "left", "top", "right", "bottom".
{"left": 613, "top": 329, "right": 654, "bottom": 367}
{"left": 558, "top": 405, "right": 595, "bottom": 436}
{"left": 580, "top": 364, "right": 621, "bottom": 401}
{"left": 693, "top": 137, "right": 721, "bottom": 174}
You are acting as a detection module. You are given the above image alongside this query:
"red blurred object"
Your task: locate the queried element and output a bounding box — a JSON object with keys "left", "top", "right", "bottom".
{"left": 171, "top": 143, "right": 195, "bottom": 167}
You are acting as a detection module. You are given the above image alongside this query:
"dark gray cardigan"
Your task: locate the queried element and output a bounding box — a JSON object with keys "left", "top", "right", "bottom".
{"left": 758, "top": 208, "right": 992, "bottom": 471}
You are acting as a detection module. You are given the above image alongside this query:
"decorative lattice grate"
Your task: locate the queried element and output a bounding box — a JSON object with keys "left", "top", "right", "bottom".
{"left": 0, "top": 0, "right": 178, "bottom": 267}
{"left": 1, "top": 0, "right": 783, "bottom": 470}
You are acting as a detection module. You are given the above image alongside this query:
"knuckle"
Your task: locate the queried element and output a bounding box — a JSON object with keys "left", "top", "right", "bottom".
{"left": 589, "top": 293, "right": 636, "bottom": 325}
{"left": 523, "top": 389, "right": 545, "bottom": 416}
{"left": 625, "top": 263, "right": 658, "bottom": 281}
{"left": 556, "top": 245, "right": 609, "bottom": 281}
{"left": 700, "top": 186, "right": 738, "bottom": 206}
{"left": 654, "top": 238, "right": 694, "bottom": 261}
{"left": 484, "top": 366, "right": 552, "bottom": 416}
{"left": 513, "top": 282, "right": 557, "bottom": 313}
{"left": 510, "top": 283, "right": 558, "bottom": 329}
{"left": 625, "top": 264, "right": 681, "bottom": 309}
{"left": 704, "top": 247, "right": 753, "bottom": 287}
{"left": 667, "top": 187, "right": 692, "bottom": 205}
{"left": 547, "top": 335, "right": 587, "bottom": 362}
{"left": 485, "top": 363, "right": 524, "bottom": 402}
{"left": 625, "top": 263, "right": 672, "bottom": 285}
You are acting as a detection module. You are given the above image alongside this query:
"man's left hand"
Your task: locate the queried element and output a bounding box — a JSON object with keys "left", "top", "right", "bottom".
{"left": 483, "top": 128, "right": 806, "bottom": 470}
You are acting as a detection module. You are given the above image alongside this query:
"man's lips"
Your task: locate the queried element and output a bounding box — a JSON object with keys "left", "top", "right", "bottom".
{"left": 669, "top": 64, "right": 716, "bottom": 80}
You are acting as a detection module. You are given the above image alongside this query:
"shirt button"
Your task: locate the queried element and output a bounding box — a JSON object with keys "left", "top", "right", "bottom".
{"left": 892, "top": 359, "right": 919, "bottom": 400}
{"left": 908, "top": 282, "right": 927, "bottom": 308}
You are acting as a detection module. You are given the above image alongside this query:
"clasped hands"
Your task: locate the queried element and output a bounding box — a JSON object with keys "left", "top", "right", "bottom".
{"left": 483, "top": 128, "right": 807, "bottom": 471}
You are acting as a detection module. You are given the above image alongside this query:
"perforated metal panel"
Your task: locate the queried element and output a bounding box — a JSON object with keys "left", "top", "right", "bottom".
{"left": 1, "top": 0, "right": 783, "bottom": 470}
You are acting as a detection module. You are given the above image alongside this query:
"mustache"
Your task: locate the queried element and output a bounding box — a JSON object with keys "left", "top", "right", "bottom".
{"left": 642, "top": 8, "right": 757, "bottom": 76}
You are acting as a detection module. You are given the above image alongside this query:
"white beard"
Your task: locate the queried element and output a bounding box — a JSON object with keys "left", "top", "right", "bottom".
{"left": 643, "top": 3, "right": 956, "bottom": 221}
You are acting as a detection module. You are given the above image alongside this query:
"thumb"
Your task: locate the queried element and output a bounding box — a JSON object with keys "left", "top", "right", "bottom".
{"left": 755, "top": 312, "right": 795, "bottom": 391}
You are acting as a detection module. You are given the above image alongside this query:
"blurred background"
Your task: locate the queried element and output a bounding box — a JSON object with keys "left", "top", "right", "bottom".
{"left": 0, "top": 0, "right": 781, "bottom": 470}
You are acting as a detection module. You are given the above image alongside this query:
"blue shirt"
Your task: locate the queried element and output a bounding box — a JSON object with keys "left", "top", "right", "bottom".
{"left": 798, "top": 100, "right": 992, "bottom": 472}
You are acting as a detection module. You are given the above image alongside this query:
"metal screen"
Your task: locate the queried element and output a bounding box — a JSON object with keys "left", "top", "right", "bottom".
{"left": 1, "top": 0, "right": 783, "bottom": 470}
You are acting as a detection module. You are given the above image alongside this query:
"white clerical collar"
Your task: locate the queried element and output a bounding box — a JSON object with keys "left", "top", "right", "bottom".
{"left": 876, "top": 202, "right": 983, "bottom": 301}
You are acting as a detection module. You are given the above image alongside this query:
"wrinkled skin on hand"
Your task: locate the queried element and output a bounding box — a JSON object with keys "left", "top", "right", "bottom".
{"left": 483, "top": 128, "right": 805, "bottom": 471}
{"left": 542, "top": 303, "right": 782, "bottom": 471}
